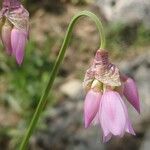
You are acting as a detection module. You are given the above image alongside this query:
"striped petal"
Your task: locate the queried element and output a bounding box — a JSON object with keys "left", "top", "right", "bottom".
{"left": 100, "top": 91, "right": 127, "bottom": 136}
{"left": 123, "top": 77, "right": 140, "bottom": 113}
{"left": 11, "top": 28, "right": 27, "bottom": 65}
{"left": 84, "top": 90, "right": 101, "bottom": 128}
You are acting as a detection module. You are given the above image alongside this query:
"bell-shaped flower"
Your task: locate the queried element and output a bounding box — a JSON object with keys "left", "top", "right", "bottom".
{"left": 0, "top": 0, "right": 29, "bottom": 64}
{"left": 99, "top": 91, "right": 135, "bottom": 142}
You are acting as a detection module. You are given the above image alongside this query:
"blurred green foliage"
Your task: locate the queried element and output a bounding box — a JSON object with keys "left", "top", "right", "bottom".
{"left": 136, "top": 25, "right": 150, "bottom": 46}
{"left": 23, "top": 0, "right": 87, "bottom": 5}
{"left": 0, "top": 38, "right": 59, "bottom": 148}
{"left": 105, "top": 23, "right": 150, "bottom": 53}
{"left": 23, "top": 0, "right": 88, "bottom": 13}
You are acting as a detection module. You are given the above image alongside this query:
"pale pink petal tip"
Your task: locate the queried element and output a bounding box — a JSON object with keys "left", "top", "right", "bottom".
{"left": 123, "top": 77, "right": 140, "bottom": 113}
{"left": 11, "top": 28, "right": 27, "bottom": 65}
{"left": 103, "top": 133, "right": 112, "bottom": 143}
{"left": 84, "top": 90, "right": 101, "bottom": 128}
{"left": 101, "top": 118, "right": 112, "bottom": 142}
{"left": 125, "top": 119, "right": 136, "bottom": 135}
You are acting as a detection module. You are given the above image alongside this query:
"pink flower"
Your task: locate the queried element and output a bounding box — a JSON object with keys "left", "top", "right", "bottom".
{"left": 0, "top": 0, "right": 29, "bottom": 65}
{"left": 121, "top": 75, "right": 140, "bottom": 113}
{"left": 100, "top": 91, "right": 135, "bottom": 142}
{"left": 83, "top": 49, "right": 140, "bottom": 142}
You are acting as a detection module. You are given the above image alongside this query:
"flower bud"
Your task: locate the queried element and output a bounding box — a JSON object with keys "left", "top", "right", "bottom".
{"left": 0, "top": 0, "right": 29, "bottom": 64}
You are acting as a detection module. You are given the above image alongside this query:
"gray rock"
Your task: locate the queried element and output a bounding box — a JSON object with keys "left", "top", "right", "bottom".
{"left": 59, "top": 79, "right": 84, "bottom": 100}
{"left": 96, "top": 0, "right": 150, "bottom": 27}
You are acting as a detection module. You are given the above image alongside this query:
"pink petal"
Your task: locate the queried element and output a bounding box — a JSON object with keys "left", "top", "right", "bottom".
{"left": 11, "top": 28, "right": 27, "bottom": 65}
{"left": 100, "top": 91, "right": 127, "bottom": 136}
{"left": 103, "top": 133, "right": 112, "bottom": 143}
{"left": 1, "top": 21, "right": 12, "bottom": 55}
{"left": 125, "top": 119, "right": 135, "bottom": 135}
{"left": 100, "top": 102, "right": 112, "bottom": 143}
{"left": 119, "top": 97, "right": 136, "bottom": 135}
{"left": 123, "top": 77, "right": 140, "bottom": 113}
{"left": 84, "top": 90, "right": 101, "bottom": 128}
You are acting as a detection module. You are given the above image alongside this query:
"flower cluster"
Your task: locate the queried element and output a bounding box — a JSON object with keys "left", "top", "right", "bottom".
{"left": 83, "top": 49, "right": 140, "bottom": 142}
{"left": 0, "top": 0, "right": 29, "bottom": 65}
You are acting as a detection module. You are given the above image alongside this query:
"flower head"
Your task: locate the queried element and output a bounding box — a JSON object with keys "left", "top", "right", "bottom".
{"left": 0, "top": 0, "right": 29, "bottom": 64}
{"left": 83, "top": 49, "right": 140, "bottom": 142}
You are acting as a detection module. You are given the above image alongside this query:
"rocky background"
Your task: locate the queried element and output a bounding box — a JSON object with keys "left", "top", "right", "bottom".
{"left": 0, "top": 0, "right": 150, "bottom": 150}
{"left": 29, "top": 49, "right": 150, "bottom": 150}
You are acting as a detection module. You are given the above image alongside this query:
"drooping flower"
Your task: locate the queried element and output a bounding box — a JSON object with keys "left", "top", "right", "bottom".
{"left": 83, "top": 49, "right": 140, "bottom": 142}
{"left": 100, "top": 91, "right": 135, "bottom": 142}
{"left": 0, "top": 0, "right": 29, "bottom": 65}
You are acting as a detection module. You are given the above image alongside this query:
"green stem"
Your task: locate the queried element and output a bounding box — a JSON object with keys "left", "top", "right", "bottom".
{"left": 19, "top": 10, "right": 105, "bottom": 150}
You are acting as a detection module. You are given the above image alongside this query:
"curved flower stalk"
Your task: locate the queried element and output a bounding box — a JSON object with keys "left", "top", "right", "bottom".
{"left": 83, "top": 49, "right": 140, "bottom": 142}
{"left": 19, "top": 11, "right": 105, "bottom": 150}
{"left": 0, "top": 0, "right": 29, "bottom": 65}
{"left": 18, "top": 9, "right": 140, "bottom": 149}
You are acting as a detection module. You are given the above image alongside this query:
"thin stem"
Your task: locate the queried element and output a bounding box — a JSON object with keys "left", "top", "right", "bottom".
{"left": 19, "top": 10, "right": 105, "bottom": 150}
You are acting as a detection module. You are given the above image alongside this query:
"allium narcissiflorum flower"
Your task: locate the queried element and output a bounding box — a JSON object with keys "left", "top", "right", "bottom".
{"left": 0, "top": 0, "right": 29, "bottom": 64}
{"left": 83, "top": 49, "right": 140, "bottom": 142}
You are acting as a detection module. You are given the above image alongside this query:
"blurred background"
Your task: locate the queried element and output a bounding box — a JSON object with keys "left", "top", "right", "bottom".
{"left": 0, "top": 0, "right": 150, "bottom": 149}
